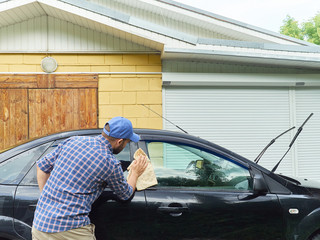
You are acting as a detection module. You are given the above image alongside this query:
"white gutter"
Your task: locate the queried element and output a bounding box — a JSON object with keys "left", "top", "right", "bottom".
{"left": 163, "top": 73, "right": 320, "bottom": 87}
{"left": 164, "top": 47, "right": 320, "bottom": 62}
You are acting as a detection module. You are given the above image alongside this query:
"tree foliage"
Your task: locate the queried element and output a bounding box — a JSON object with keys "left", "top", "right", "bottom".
{"left": 280, "top": 15, "right": 304, "bottom": 40}
{"left": 280, "top": 12, "right": 320, "bottom": 45}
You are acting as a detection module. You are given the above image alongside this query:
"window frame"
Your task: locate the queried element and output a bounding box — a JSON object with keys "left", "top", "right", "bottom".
{"left": 142, "top": 140, "right": 254, "bottom": 192}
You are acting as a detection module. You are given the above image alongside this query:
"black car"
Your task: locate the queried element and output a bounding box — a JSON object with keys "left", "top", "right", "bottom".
{"left": 0, "top": 129, "right": 320, "bottom": 240}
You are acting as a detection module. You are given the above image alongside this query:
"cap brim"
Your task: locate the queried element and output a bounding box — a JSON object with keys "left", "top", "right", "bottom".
{"left": 130, "top": 132, "right": 140, "bottom": 142}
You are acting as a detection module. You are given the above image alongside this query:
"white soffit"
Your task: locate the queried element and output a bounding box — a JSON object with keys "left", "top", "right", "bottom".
{"left": 0, "top": 1, "right": 43, "bottom": 27}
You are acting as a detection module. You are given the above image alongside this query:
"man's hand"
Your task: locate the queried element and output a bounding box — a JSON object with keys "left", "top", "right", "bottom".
{"left": 127, "top": 155, "right": 148, "bottom": 190}
{"left": 131, "top": 155, "right": 148, "bottom": 176}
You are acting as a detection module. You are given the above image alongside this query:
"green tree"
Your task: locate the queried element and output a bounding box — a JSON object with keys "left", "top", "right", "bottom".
{"left": 280, "top": 12, "right": 320, "bottom": 45}
{"left": 280, "top": 15, "right": 304, "bottom": 40}
{"left": 302, "top": 13, "right": 320, "bottom": 45}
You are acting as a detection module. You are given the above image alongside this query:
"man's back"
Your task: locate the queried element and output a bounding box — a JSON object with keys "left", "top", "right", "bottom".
{"left": 33, "top": 135, "right": 126, "bottom": 233}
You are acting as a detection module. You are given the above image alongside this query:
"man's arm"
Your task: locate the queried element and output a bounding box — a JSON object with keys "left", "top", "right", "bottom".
{"left": 36, "top": 139, "right": 67, "bottom": 192}
{"left": 107, "top": 155, "right": 148, "bottom": 201}
{"left": 37, "top": 165, "right": 50, "bottom": 192}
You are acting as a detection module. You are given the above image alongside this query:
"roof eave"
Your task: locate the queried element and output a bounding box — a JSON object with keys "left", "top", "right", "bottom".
{"left": 156, "top": 0, "right": 319, "bottom": 47}
{"left": 162, "top": 47, "right": 320, "bottom": 69}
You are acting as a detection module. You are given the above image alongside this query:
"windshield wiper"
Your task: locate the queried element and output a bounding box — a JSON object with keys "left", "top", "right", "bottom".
{"left": 254, "top": 126, "right": 296, "bottom": 164}
{"left": 272, "top": 113, "right": 313, "bottom": 173}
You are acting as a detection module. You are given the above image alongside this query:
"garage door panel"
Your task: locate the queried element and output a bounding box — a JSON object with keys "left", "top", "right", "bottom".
{"left": 295, "top": 89, "right": 320, "bottom": 180}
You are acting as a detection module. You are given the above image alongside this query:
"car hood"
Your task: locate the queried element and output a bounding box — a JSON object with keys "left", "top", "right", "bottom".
{"left": 279, "top": 174, "right": 320, "bottom": 190}
{"left": 294, "top": 177, "right": 320, "bottom": 189}
{"left": 285, "top": 175, "right": 320, "bottom": 196}
{"left": 300, "top": 179, "right": 320, "bottom": 197}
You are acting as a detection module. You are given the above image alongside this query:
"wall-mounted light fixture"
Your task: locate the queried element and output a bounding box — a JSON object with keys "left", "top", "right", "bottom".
{"left": 41, "top": 57, "right": 58, "bottom": 73}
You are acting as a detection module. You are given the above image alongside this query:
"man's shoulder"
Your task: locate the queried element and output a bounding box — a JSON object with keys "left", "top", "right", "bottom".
{"left": 66, "top": 135, "right": 99, "bottom": 146}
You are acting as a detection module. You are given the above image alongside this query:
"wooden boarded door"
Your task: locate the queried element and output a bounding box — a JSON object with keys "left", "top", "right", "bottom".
{"left": 0, "top": 89, "right": 28, "bottom": 149}
{"left": 0, "top": 74, "right": 98, "bottom": 151}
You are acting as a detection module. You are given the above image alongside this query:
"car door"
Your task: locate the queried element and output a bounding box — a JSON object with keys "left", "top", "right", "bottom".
{"left": 0, "top": 141, "right": 53, "bottom": 239}
{"left": 13, "top": 141, "right": 57, "bottom": 239}
{"left": 88, "top": 142, "right": 148, "bottom": 240}
{"left": 141, "top": 141, "right": 284, "bottom": 240}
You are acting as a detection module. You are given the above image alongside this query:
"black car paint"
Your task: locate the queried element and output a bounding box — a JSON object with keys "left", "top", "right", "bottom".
{"left": 0, "top": 129, "right": 319, "bottom": 240}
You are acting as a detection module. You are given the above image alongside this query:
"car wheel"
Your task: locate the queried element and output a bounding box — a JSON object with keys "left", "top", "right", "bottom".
{"left": 310, "top": 233, "right": 320, "bottom": 240}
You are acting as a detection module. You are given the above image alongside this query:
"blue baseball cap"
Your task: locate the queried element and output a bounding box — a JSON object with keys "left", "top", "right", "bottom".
{"left": 103, "top": 117, "right": 140, "bottom": 142}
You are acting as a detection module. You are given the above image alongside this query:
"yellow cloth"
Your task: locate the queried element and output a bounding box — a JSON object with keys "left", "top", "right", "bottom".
{"left": 127, "top": 148, "right": 158, "bottom": 190}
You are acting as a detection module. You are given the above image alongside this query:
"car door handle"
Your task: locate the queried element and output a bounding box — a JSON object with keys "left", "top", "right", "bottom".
{"left": 158, "top": 206, "right": 188, "bottom": 213}
{"left": 28, "top": 204, "right": 37, "bottom": 211}
{"left": 158, "top": 203, "right": 188, "bottom": 217}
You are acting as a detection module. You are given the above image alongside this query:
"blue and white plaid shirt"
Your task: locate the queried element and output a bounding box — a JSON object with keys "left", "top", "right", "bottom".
{"left": 33, "top": 135, "right": 133, "bottom": 233}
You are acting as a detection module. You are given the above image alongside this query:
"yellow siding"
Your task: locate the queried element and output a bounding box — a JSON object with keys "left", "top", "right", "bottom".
{"left": 99, "top": 76, "right": 123, "bottom": 91}
{"left": 23, "top": 54, "right": 45, "bottom": 64}
{"left": 0, "top": 54, "right": 23, "bottom": 64}
{"left": 9, "top": 64, "right": 38, "bottom": 72}
{"left": 105, "top": 55, "right": 123, "bottom": 65}
{"left": 123, "top": 54, "right": 149, "bottom": 65}
{"left": 0, "top": 65, "right": 9, "bottom": 71}
{"left": 53, "top": 54, "right": 78, "bottom": 64}
{"left": 99, "top": 74, "right": 162, "bottom": 129}
{"left": 109, "top": 92, "right": 137, "bottom": 104}
{"left": 0, "top": 53, "right": 163, "bottom": 130}
{"left": 77, "top": 55, "right": 105, "bottom": 64}
{"left": 123, "top": 78, "right": 149, "bottom": 91}
{"left": 137, "top": 117, "right": 163, "bottom": 129}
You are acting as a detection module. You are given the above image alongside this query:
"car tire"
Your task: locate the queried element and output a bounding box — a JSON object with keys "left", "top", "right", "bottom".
{"left": 310, "top": 233, "right": 320, "bottom": 240}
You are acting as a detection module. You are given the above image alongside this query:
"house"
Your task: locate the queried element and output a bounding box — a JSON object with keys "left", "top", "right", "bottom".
{"left": 0, "top": 0, "right": 320, "bottom": 180}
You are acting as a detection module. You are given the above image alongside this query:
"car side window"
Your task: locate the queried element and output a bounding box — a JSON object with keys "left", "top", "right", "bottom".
{"left": 146, "top": 142, "right": 252, "bottom": 191}
{"left": 0, "top": 142, "right": 52, "bottom": 185}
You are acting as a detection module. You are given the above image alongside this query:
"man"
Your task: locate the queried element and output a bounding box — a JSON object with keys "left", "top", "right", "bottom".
{"left": 32, "top": 116, "right": 148, "bottom": 240}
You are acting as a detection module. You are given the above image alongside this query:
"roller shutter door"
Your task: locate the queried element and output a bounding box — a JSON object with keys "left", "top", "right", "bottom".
{"left": 295, "top": 89, "right": 320, "bottom": 180}
{"left": 163, "top": 86, "right": 320, "bottom": 181}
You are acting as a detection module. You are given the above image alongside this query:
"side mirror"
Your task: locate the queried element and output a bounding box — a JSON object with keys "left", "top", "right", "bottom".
{"left": 253, "top": 174, "right": 268, "bottom": 195}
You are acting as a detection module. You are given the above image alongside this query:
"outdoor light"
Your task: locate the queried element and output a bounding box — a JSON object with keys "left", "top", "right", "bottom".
{"left": 41, "top": 57, "right": 58, "bottom": 73}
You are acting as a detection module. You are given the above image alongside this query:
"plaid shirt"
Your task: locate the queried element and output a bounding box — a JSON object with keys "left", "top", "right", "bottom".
{"left": 33, "top": 135, "right": 133, "bottom": 233}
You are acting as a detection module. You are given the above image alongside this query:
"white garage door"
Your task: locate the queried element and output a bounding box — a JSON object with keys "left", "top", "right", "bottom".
{"left": 163, "top": 86, "right": 320, "bottom": 181}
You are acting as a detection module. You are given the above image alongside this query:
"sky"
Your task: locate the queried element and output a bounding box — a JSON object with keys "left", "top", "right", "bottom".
{"left": 173, "top": 0, "right": 320, "bottom": 33}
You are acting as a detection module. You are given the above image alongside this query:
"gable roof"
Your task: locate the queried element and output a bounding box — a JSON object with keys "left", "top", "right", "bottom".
{"left": 158, "top": 0, "right": 317, "bottom": 47}
{"left": 1, "top": 0, "right": 320, "bottom": 69}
